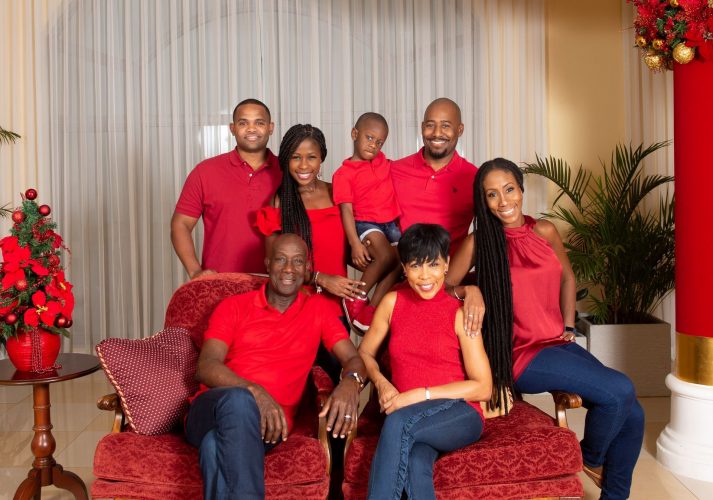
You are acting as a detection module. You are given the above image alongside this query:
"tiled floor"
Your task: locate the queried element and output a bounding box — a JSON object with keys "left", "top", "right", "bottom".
{"left": 1, "top": 373, "right": 711, "bottom": 499}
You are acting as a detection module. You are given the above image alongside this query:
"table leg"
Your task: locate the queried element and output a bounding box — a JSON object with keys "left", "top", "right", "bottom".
{"left": 13, "top": 382, "right": 88, "bottom": 500}
{"left": 52, "top": 464, "right": 88, "bottom": 499}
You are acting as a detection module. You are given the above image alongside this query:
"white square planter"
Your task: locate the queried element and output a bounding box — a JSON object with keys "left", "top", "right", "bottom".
{"left": 577, "top": 317, "right": 672, "bottom": 397}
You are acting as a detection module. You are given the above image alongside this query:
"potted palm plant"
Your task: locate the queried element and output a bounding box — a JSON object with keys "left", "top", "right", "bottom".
{"left": 524, "top": 141, "right": 675, "bottom": 396}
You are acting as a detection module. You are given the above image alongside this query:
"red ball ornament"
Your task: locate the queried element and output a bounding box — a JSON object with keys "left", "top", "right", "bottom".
{"left": 65, "top": 319, "right": 73, "bottom": 328}
{"left": 55, "top": 316, "right": 68, "bottom": 328}
{"left": 11, "top": 210, "right": 25, "bottom": 224}
{"left": 15, "top": 279, "right": 28, "bottom": 291}
{"left": 38, "top": 205, "right": 51, "bottom": 217}
{"left": 25, "top": 188, "right": 38, "bottom": 200}
{"left": 48, "top": 254, "right": 60, "bottom": 267}
{"left": 4, "top": 313, "right": 18, "bottom": 325}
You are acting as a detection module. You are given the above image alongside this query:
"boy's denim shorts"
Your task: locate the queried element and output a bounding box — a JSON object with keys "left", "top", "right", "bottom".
{"left": 355, "top": 219, "right": 401, "bottom": 245}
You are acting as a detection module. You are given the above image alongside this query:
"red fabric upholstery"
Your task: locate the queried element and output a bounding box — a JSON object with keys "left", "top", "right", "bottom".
{"left": 93, "top": 433, "right": 328, "bottom": 488}
{"left": 343, "top": 351, "right": 583, "bottom": 499}
{"left": 93, "top": 273, "right": 332, "bottom": 500}
{"left": 164, "top": 272, "right": 267, "bottom": 347}
{"left": 95, "top": 327, "right": 198, "bottom": 435}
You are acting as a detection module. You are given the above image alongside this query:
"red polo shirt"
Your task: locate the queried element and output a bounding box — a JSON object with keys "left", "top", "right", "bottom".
{"left": 391, "top": 149, "right": 477, "bottom": 252}
{"left": 332, "top": 151, "right": 401, "bottom": 223}
{"left": 191, "top": 284, "right": 348, "bottom": 431}
{"left": 175, "top": 148, "right": 281, "bottom": 273}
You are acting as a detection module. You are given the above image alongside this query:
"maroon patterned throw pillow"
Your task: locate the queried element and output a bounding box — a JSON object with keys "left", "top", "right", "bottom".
{"left": 96, "top": 327, "right": 199, "bottom": 435}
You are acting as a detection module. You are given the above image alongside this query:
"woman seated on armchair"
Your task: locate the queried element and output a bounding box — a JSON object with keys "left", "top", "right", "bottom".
{"left": 447, "top": 158, "right": 644, "bottom": 500}
{"left": 358, "top": 223, "right": 499, "bottom": 500}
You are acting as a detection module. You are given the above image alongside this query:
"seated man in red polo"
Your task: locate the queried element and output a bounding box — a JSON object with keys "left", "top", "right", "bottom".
{"left": 184, "top": 233, "right": 366, "bottom": 499}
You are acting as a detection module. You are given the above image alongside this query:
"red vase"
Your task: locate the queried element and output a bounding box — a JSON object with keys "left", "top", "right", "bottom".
{"left": 5, "top": 329, "right": 62, "bottom": 372}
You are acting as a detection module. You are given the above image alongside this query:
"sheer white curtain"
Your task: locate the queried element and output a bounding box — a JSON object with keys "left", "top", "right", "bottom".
{"left": 1, "top": 0, "right": 548, "bottom": 350}
{"left": 621, "top": 1, "right": 675, "bottom": 326}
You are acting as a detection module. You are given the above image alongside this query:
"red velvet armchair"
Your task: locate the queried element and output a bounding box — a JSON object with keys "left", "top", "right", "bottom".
{"left": 342, "top": 356, "right": 585, "bottom": 500}
{"left": 92, "top": 273, "right": 335, "bottom": 500}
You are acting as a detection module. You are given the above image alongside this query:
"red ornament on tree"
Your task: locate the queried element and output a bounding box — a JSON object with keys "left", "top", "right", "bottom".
{"left": 54, "top": 315, "right": 68, "bottom": 328}
{"left": 15, "top": 279, "right": 28, "bottom": 291}
{"left": 11, "top": 211, "right": 25, "bottom": 224}
{"left": 38, "top": 205, "right": 51, "bottom": 217}
{"left": 4, "top": 313, "right": 18, "bottom": 325}
{"left": 25, "top": 188, "right": 38, "bottom": 200}
{"left": 47, "top": 254, "right": 60, "bottom": 267}
{"left": 64, "top": 319, "right": 73, "bottom": 328}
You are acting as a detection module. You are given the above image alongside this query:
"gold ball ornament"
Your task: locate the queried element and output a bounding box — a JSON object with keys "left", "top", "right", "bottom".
{"left": 673, "top": 43, "right": 696, "bottom": 64}
{"left": 670, "top": 0, "right": 679, "bottom": 7}
{"left": 636, "top": 36, "right": 648, "bottom": 48}
{"left": 644, "top": 51, "right": 664, "bottom": 70}
{"left": 652, "top": 39, "right": 665, "bottom": 51}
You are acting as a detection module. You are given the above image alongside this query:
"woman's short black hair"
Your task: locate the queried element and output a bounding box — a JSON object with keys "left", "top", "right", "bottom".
{"left": 397, "top": 223, "right": 450, "bottom": 265}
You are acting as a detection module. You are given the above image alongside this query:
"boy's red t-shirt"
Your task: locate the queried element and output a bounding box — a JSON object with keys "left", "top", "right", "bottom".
{"left": 332, "top": 151, "right": 400, "bottom": 223}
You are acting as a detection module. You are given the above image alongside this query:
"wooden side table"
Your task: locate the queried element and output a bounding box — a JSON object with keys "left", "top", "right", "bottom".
{"left": 0, "top": 353, "right": 100, "bottom": 500}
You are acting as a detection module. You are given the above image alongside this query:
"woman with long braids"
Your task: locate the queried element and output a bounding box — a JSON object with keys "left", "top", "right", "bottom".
{"left": 256, "top": 124, "right": 365, "bottom": 378}
{"left": 447, "top": 158, "right": 644, "bottom": 500}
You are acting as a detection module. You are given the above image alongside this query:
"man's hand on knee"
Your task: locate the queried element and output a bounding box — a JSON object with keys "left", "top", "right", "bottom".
{"left": 320, "top": 377, "right": 360, "bottom": 439}
{"left": 250, "top": 385, "right": 288, "bottom": 443}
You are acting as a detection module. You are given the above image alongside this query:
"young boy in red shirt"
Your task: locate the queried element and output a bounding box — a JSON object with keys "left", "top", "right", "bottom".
{"left": 332, "top": 113, "right": 402, "bottom": 332}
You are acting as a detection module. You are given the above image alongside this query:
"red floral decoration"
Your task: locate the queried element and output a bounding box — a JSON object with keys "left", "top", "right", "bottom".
{"left": 0, "top": 189, "right": 73, "bottom": 344}
{"left": 631, "top": 0, "right": 713, "bottom": 71}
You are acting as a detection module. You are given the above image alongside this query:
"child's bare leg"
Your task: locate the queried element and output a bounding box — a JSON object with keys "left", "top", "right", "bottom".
{"left": 371, "top": 254, "right": 401, "bottom": 306}
{"left": 358, "top": 232, "right": 398, "bottom": 295}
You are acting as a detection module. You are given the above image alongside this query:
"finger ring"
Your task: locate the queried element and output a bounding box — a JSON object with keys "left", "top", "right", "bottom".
{"left": 344, "top": 415, "right": 352, "bottom": 420}
{"left": 467, "top": 314, "right": 474, "bottom": 317}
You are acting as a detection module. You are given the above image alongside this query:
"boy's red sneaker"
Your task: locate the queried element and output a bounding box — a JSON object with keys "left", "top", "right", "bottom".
{"left": 353, "top": 305, "right": 376, "bottom": 333}
{"left": 342, "top": 296, "right": 368, "bottom": 326}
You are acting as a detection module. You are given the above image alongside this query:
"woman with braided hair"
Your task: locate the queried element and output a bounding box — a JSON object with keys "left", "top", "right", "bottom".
{"left": 256, "top": 124, "right": 365, "bottom": 379}
{"left": 447, "top": 158, "right": 644, "bottom": 500}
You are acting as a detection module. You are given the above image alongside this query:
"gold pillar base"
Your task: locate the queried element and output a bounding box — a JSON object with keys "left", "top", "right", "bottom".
{"left": 675, "top": 332, "right": 713, "bottom": 386}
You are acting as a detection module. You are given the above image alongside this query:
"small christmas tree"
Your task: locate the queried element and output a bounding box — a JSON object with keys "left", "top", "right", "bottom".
{"left": 0, "top": 189, "right": 73, "bottom": 345}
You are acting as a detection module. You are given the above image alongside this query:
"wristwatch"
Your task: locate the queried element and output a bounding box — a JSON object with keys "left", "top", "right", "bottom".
{"left": 564, "top": 326, "right": 581, "bottom": 335}
{"left": 342, "top": 371, "right": 366, "bottom": 389}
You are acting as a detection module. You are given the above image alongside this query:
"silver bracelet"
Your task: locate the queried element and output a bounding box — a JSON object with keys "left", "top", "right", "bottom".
{"left": 425, "top": 387, "right": 431, "bottom": 400}
{"left": 313, "top": 271, "right": 322, "bottom": 294}
{"left": 453, "top": 287, "right": 464, "bottom": 301}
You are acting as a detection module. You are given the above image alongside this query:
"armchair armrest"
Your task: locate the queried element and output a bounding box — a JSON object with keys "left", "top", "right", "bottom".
{"left": 310, "top": 366, "right": 335, "bottom": 475}
{"left": 96, "top": 393, "right": 126, "bottom": 433}
{"left": 550, "top": 390, "right": 582, "bottom": 429}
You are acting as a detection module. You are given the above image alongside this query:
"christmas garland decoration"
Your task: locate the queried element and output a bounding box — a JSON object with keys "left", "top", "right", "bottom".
{"left": 632, "top": 0, "right": 713, "bottom": 71}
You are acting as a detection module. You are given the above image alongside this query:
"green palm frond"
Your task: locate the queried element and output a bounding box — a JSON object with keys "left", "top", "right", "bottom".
{"left": 523, "top": 155, "right": 591, "bottom": 211}
{"left": 0, "top": 127, "right": 21, "bottom": 145}
{"left": 524, "top": 142, "right": 674, "bottom": 324}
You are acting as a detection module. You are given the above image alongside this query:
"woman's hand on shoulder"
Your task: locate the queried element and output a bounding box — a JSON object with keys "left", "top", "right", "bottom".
{"left": 461, "top": 285, "right": 485, "bottom": 337}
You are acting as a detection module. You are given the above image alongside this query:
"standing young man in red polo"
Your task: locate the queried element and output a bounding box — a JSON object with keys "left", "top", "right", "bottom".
{"left": 171, "top": 99, "right": 281, "bottom": 278}
{"left": 391, "top": 98, "right": 477, "bottom": 255}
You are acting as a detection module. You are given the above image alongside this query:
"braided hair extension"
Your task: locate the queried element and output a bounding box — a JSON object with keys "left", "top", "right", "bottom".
{"left": 474, "top": 158, "right": 524, "bottom": 410}
{"left": 276, "top": 124, "right": 328, "bottom": 254}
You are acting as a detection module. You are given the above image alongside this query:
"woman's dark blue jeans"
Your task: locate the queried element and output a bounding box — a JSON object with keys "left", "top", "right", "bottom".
{"left": 367, "top": 398, "right": 483, "bottom": 500}
{"left": 515, "top": 342, "right": 644, "bottom": 500}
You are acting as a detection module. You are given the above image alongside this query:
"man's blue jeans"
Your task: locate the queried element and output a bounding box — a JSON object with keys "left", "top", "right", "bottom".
{"left": 185, "top": 387, "right": 276, "bottom": 500}
{"left": 515, "top": 342, "right": 644, "bottom": 500}
{"left": 367, "top": 398, "right": 483, "bottom": 500}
